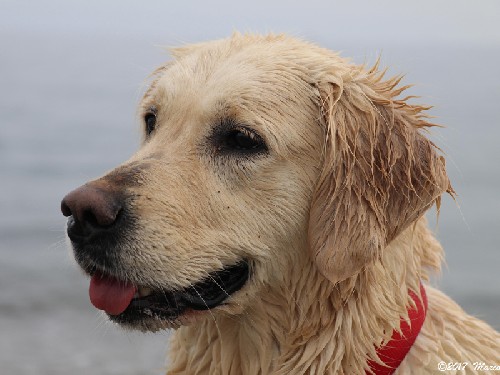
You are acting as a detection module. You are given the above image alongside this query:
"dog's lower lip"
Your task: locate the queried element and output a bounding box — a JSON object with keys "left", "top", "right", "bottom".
{"left": 178, "top": 261, "right": 250, "bottom": 309}
{"left": 107, "top": 261, "right": 250, "bottom": 324}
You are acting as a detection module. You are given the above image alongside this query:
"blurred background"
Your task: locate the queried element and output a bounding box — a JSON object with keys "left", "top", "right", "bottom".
{"left": 1, "top": 1, "right": 499, "bottom": 374}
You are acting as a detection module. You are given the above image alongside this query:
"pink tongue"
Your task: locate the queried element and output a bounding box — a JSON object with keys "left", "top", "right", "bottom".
{"left": 89, "top": 273, "right": 137, "bottom": 316}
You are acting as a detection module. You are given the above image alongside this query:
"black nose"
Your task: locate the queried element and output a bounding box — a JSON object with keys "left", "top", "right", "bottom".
{"left": 61, "top": 184, "right": 123, "bottom": 243}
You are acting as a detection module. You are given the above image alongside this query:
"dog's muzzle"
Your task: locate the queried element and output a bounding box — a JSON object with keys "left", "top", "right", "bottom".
{"left": 61, "top": 180, "right": 250, "bottom": 329}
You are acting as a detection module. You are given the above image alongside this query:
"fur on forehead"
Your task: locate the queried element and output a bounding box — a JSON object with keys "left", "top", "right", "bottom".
{"left": 140, "top": 34, "right": 348, "bottom": 154}
{"left": 145, "top": 33, "right": 354, "bottom": 99}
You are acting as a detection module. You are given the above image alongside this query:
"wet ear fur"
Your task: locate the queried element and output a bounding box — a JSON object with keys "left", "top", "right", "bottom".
{"left": 308, "top": 63, "right": 453, "bottom": 284}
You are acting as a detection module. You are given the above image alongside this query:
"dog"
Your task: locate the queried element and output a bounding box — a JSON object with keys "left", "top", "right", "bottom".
{"left": 61, "top": 34, "right": 500, "bottom": 374}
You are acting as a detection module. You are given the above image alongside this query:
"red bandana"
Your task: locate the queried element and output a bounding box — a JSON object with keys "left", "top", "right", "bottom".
{"left": 367, "top": 283, "right": 428, "bottom": 375}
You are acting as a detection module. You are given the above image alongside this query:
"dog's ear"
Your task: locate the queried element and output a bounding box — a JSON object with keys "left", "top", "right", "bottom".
{"left": 308, "top": 66, "right": 453, "bottom": 284}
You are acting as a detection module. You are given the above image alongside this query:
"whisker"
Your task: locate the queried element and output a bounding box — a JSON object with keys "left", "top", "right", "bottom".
{"left": 189, "top": 285, "right": 223, "bottom": 347}
{"left": 203, "top": 270, "right": 258, "bottom": 328}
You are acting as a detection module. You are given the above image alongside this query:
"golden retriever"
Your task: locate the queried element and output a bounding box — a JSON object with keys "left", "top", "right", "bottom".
{"left": 61, "top": 34, "right": 500, "bottom": 374}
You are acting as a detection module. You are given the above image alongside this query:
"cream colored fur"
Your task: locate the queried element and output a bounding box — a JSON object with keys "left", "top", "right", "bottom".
{"left": 167, "top": 220, "right": 499, "bottom": 374}
{"left": 96, "top": 34, "right": 500, "bottom": 374}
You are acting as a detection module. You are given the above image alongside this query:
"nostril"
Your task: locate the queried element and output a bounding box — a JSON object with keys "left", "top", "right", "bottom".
{"left": 61, "top": 200, "right": 72, "bottom": 217}
{"left": 83, "top": 206, "right": 121, "bottom": 228}
{"left": 83, "top": 209, "right": 99, "bottom": 228}
{"left": 66, "top": 216, "right": 85, "bottom": 243}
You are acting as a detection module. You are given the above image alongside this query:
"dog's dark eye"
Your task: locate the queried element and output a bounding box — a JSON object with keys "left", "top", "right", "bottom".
{"left": 220, "top": 127, "right": 266, "bottom": 154}
{"left": 144, "top": 113, "right": 156, "bottom": 136}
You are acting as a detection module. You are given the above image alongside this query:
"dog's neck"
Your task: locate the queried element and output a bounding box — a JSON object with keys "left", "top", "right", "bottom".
{"left": 167, "top": 217, "right": 442, "bottom": 374}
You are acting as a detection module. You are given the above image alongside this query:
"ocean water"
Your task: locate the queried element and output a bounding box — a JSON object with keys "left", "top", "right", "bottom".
{"left": 1, "top": 31, "right": 499, "bottom": 374}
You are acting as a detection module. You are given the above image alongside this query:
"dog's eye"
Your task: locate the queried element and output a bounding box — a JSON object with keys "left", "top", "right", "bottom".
{"left": 144, "top": 113, "right": 156, "bottom": 136}
{"left": 221, "top": 128, "right": 266, "bottom": 153}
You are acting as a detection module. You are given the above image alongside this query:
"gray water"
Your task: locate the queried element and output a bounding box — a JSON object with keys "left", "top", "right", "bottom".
{"left": 1, "top": 2, "right": 500, "bottom": 374}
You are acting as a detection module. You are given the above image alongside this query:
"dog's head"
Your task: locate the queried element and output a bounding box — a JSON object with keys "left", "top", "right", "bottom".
{"left": 61, "top": 34, "right": 451, "bottom": 331}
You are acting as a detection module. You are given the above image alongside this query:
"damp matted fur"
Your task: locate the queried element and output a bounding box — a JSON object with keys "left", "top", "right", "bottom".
{"left": 89, "top": 34, "right": 500, "bottom": 374}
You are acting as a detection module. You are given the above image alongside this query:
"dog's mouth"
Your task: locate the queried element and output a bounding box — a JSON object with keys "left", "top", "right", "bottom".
{"left": 87, "top": 261, "right": 250, "bottom": 327}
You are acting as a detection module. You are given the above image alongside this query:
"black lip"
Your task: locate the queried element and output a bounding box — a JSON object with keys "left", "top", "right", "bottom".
{"left": 111, "top": 261, "right": 250, "bottom": 325}
{"left": 180, "top": 260, "right": 250, "bottom": 309}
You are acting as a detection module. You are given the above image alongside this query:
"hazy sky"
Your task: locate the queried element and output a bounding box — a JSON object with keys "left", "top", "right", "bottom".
{"left": 2, "top": 0, "right": 499, "bottom": 46}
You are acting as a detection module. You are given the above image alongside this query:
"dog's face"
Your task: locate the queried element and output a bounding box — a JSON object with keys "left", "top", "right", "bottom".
{"left": 62, "top": 35, "right": 450, "bottom": 331}
{"left": 62, "top": 37, "right": 326, "bottom": 331}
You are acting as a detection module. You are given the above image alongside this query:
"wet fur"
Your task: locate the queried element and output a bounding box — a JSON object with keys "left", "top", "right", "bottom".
{"left": 89, "top": 34, "right": 500, "bottom": 373}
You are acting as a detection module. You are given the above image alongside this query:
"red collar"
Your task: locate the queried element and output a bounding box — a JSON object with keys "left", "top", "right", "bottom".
{"left": 367, "top": 283, "right": 428, "bottom": 375}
